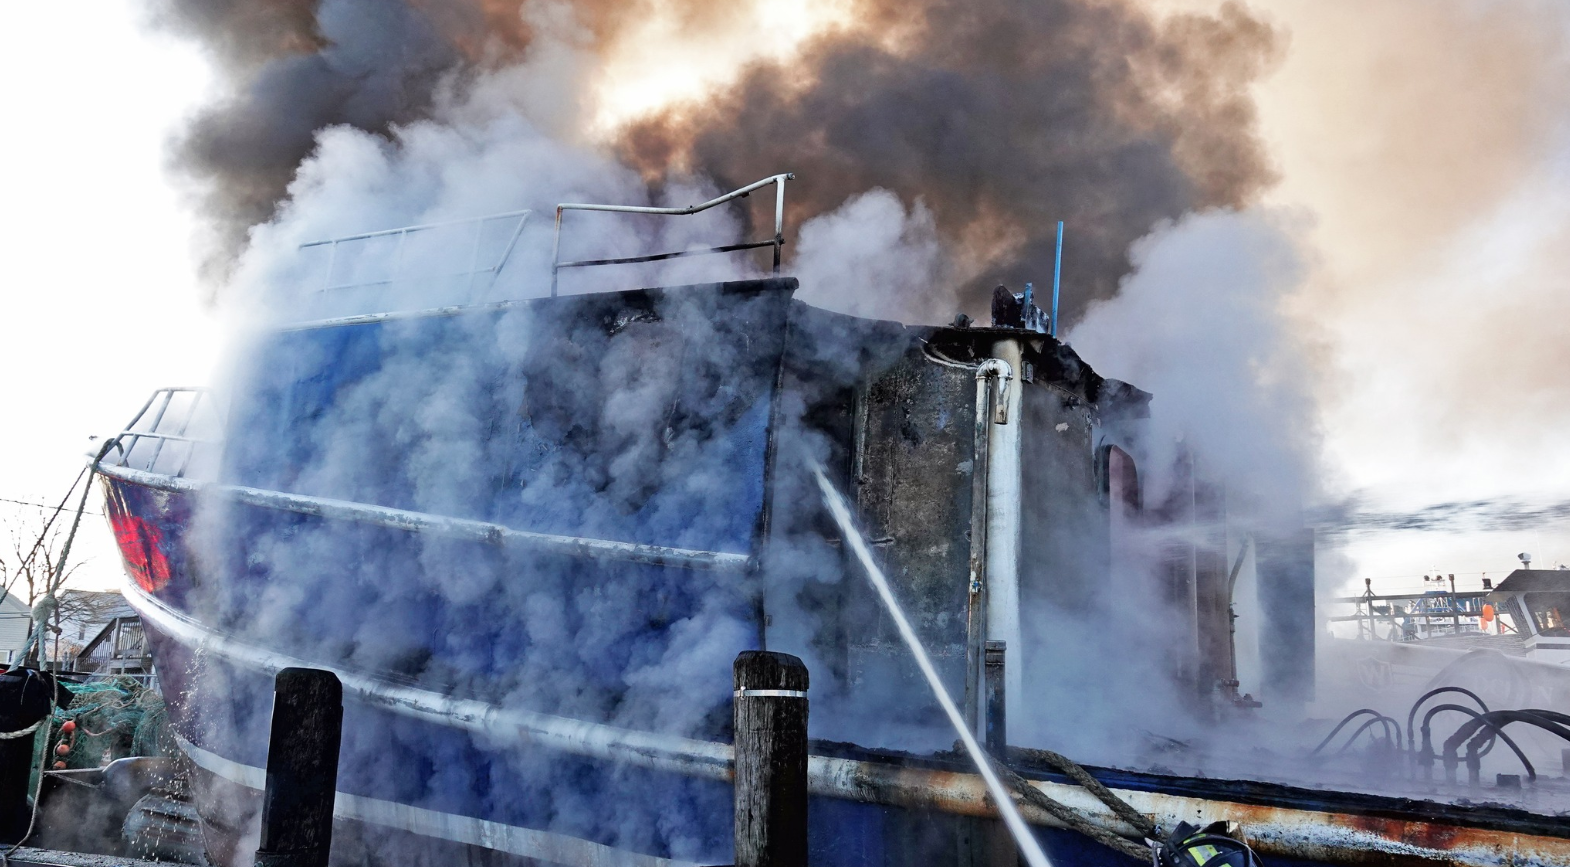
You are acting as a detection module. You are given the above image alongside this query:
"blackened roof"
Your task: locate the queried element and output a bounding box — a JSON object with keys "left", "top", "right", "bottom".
{"left": 1491, "top": 569, "right": 1570, "bottom": 593}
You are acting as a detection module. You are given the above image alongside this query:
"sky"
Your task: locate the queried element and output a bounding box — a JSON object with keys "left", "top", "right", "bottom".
{"left": 0, "top": 2, "right": 219, "bottom": 591}
{"left": 0, "top": 0, "right": 1567, "bottom": 601}
{"left": 1242, "top": 0, "right": 1570, "bottom": 593}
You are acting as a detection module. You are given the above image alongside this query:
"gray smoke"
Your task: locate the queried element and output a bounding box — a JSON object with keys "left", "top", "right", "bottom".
{"left": 1317, "top": 496, "right": 1570, "bottom": 536}
{"left": 621, "top": 0, "right": 1281, "bottom": 323}
{"left": 147, "top": 0, "right": 531, "bottom": 286}
{"left": 150, "top": 0, "right": 1280, "bottom": 320}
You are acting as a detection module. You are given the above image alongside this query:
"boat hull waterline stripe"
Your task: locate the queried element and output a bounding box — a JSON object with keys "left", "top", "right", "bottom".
{"left": 127, "top": 580, "right": 1570, "bottom": 867}
{"left": 97, "top": 464, "right": 751, "bottom": 573}
{"left": 172, "top": 733, "right": 696, "bottom": 867}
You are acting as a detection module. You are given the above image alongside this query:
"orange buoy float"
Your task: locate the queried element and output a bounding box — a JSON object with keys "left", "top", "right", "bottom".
{"left": 60, "top": 720, "right": 76, "bottom": 734}
{"left": 54, "top": 742, "right": 71, "bottom": 757}
{"left": 51, "top": 761, "right": 66, "bottom": 770}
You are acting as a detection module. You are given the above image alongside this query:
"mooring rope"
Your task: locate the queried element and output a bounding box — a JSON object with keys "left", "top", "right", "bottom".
{"left": 1008, "top": 746, "right": 1158, "bottom": 839}
{"left": 0, "top": 720, "right": 42, "bottom": 741}
{"left": 993, "top": 761, "right": 1152, "bottom": 862}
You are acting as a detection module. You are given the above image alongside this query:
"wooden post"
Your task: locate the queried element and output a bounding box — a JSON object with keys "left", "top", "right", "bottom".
{"left": 983, "top": 641, "right": 1007, "bottom": 755}
{"left": 733, "top": 651, "right": 808, "bottom": 867}
{"left": 980, "top": 641, "right": 1016, "bottom": 866}
{"left": 253, "top": 668, "right": 343, "bottom": 867}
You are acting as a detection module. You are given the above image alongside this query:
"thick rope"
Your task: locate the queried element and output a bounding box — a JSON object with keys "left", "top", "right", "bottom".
{"left": 0, "top": 721, "right": 41, "bottom": 741}
{"left": 994, "top": 760, "right": 1152, "bottom": 861}
{"left": 14, "top": 446, "right": 110, "bottom": 669}
{"left": 0, "top": 467, "right": 87, "bottom": 609}
{"left": 1011, "top": 746, "right": 1158, "bottom": 839}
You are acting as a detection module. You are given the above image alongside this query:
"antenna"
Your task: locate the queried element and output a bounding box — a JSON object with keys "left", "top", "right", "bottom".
{"left": 1050, "top": 221, "right": 1063, "bottom": 337}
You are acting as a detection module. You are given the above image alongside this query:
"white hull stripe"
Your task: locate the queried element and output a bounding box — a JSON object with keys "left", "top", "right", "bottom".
{"left": 173, "top": 733, "right": 698, "bottom": 867}
{"left": 97, "top": 463, "right": 751, "bottom": 573}
{"left": 124, "top": 579, "right": 733, "bottom": 782}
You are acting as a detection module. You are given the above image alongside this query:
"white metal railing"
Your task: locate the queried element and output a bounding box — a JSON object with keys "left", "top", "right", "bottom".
{"left": 550, "top": 173, "right": 794, "bottom": 296}
{"left": 300, "top": 210, "right": 532, "bottom": 297}
{"left": 96, "top": 462, "right": 752, "bottom": 574}
{"left": 106, "top": 387, "right": 221, "bottom": 479}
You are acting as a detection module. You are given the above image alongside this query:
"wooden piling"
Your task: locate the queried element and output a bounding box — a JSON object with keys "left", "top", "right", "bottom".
{"left": 733, "top": 651, "right": 809, "bottom": 867}
{"left": 981, "top": 641, "right": 1015, "bottom": 867}
{"left": 983, "top": 641, "right": 1006, "bottom": 755}
{"left": 253, "top": 668, "right": 343, "bottom": 867}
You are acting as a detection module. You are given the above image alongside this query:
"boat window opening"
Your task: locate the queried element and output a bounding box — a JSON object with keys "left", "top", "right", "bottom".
{"left": 1524, "top": 592, "right": 1570, "bottom": 637}
{"left": 1500, "top": 596, "right": 1529, "bottom": 635}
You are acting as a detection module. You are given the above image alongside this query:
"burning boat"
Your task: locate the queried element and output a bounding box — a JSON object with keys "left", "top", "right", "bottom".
{"left": 94, "top": 176, "right": 1570, "bottom": 866}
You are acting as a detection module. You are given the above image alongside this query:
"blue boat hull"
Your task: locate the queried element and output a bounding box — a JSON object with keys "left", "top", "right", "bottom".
{"left": 95, "top": 280, "right": 1570, "bottom": 866}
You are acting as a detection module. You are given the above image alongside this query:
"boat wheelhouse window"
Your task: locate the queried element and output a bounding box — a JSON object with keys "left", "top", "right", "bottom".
{"left": 1501, "top": 596, "right": 1530, "bottom": 635}
{"left": 1524, "top": 592, "right": 1570, "bottom": 637}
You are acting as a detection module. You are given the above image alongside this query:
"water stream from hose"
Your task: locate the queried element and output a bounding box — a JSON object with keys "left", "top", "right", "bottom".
{"left": 812, "top": 463, "right": 1054, "bottom": 867}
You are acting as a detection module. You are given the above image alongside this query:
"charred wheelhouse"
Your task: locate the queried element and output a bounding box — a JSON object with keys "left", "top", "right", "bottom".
{"left": 94, "top": 176, "right": 1570, "bottom": 867}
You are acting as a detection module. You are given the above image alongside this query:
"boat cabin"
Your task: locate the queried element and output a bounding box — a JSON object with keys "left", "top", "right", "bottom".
{"left": 1488, "top": 568, "right": 1570, "bottom": 663}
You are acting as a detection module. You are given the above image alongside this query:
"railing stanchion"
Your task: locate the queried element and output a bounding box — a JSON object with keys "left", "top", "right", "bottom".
{"left": 773, "top": 175, "right": 787, "bottom": 274}
{"left": 553, "top": 173, "right": 795, "bottom": 292}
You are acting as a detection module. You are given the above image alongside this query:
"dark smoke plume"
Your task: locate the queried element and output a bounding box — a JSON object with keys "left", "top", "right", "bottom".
{"left": 622, "top": 0, "right": 1281, "bottom": 320}
{"left": 148, "top": 0, "right": 532, "bottom": 285}
{"left": 151, "top": 0, "right": 1280, "bottom": 318}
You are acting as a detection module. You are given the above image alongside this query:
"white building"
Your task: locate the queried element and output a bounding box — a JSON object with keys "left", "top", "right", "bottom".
{"left": 0, "top": 591, "right": 32, "bottom": 664}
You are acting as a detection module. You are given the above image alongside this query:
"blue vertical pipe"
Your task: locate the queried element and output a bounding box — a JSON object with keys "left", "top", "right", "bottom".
{"left": 1050, "top": 221, "right": 1063, "bottom": 337}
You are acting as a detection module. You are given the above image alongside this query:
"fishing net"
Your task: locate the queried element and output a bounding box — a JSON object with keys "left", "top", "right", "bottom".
{"left": 32, "top": 676, "right": 175, "bottom": 773}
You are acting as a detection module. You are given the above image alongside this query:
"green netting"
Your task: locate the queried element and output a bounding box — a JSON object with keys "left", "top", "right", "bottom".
{"left": 30, "top": 677, "right": 174, "bottom": 784}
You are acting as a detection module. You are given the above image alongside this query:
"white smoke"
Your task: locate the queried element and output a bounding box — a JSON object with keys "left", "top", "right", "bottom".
{"left": 1070, "top": 207, "right": 1320, "bottom": 529}
{"left": 790, "top": 190, "right": 950, "bottom": 323}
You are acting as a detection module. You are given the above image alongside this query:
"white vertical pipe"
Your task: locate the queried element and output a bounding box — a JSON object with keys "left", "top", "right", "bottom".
{"left": 987, "top": 338, "right": 1025, "bottom": 726}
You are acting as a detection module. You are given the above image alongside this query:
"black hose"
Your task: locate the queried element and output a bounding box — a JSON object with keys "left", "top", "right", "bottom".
{"left": 1422, "top": 704, "right": 1497, "bottom": 760}
{"left": 1469, "top": 712, "right": 1570, "bottom": 754}
{"left": 1407, "top": 686, "right": 1488, "bottom": 752}
{"left": 1439, "top": 712, "right": 1540, "bottom": 782}
{"left": 1335, "top": 716, "right": 1398, "bottom": 755}
{"left": 1514, "top": 708, "right": 1570, "bottom": 730}
{"left": 1312, "top": 708, "right": 1400, "bottom": 756}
